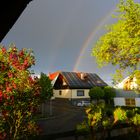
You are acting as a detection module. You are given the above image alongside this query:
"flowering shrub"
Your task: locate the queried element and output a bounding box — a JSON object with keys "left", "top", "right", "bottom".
{"left": 0, "top": 44, "right": 43, "bottom": 140}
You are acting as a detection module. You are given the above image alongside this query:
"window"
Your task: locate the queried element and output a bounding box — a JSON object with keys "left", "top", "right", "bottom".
{"left": 77, "top": 90, "right": 84, "bottom": 96}
{"left": 125, "top": 98, "right": 135, "bottom": 106}
{"left": 62, "top": 79, "right": 67, "bottom": 85}
{"left": 96, "top": 80, "right": 102, "bottom": 84}
{"left": 59, "top": 90, "right": 62, "bottom": 95}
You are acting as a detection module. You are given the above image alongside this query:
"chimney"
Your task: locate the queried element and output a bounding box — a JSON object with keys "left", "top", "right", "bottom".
{"left": 80, "top": 72, "right": 87, "bottom": 80}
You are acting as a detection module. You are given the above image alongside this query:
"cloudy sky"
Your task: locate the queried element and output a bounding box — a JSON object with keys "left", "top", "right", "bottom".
{"left": 2, "top": 0, "right": 122, "bottom": 85}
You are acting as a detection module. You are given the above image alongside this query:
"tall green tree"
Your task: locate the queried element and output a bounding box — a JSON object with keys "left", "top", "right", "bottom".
{"left": 38, "top": 72, "right": 53, "bottom": 116}
{"left": 92, "top": 0, "right": 140, "bottom": 85}
{"left": 103, "top": 86, "right": 116, "bottom": 104}
{"left": 39, "top": 72, "right": 53, "bottom": 100}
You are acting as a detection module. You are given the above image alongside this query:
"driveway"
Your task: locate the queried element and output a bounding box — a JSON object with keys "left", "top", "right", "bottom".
{"left": 37, "top": 99, "right": 86, "bottom": 135}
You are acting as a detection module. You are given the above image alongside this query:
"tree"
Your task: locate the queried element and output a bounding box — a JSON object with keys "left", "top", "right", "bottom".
{"left": 38, "top": 72, "right": 53, "bottom": 116}
{"left": 39, "top": 72, "right": 53, "bottom": 100}
{"left": 103, "top": 86, "right": 116, "bottom": 104}
{"left": 89, "top": 87, "right": 105, "bottom": 102}
{"left": 0, "top": 44, "right": 43, "bottom": 140}
{"left": 92, "top": 0, "right": 140, "bottom": 85}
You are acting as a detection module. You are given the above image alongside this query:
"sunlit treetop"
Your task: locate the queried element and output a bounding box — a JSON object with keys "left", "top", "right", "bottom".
{"left": 92, "top": 0, "right": 140, "bottom": 86}
{"left": 92, "top": 0, "right": 140, "bottom": 70}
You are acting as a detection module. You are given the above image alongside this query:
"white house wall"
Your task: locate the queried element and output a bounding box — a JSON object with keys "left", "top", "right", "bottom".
{"left": 135, "top": 98, "right": 140, "bottom": 107}
{"left": 53, "top": 89, "right": 90, "bottom": 99}
{"left": 53, "top": 89, "right": 71, "bottom": 98}
{"left": 114, "top": 97, "right": 140, "bottom": 107}
{"left": 114, "top": 97, "right": 125, "bottom": 106}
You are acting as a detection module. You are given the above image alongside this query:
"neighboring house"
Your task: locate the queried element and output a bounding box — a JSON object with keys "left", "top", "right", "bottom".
{"left": 48, "top": 71, "right": 107, "bottom": 104}
{"left": 115, "top": 76, "right": 138, "bottom": 90}
{"left": 114, "top": 76, "right": 140, "bottom": 107}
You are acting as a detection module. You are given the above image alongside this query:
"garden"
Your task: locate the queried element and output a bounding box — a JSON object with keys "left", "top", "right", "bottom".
{"left": 77, "top": 102, "right": 140, "bottom": 140}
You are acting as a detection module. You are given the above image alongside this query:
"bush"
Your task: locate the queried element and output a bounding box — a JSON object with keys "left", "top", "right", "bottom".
{"left": 126, "top": 110, "right": 135, "bottom": 119}
{"left": 114, "top": 107, "right": 127, "bottom": 123}
{"left": 89, "top": 87, "right": 104, "bottom": 101}
{"left": 103, "top": 86, "right": 116, "bottom": 104}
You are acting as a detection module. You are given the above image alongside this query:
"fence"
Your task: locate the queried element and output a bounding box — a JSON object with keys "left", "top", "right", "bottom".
{"left": 30, "top": 127, "right": 139, "bottom": 140}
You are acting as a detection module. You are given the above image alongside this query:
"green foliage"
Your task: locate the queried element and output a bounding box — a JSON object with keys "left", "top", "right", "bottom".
{"left": 126, "top": 109, "right": 135, "bottom": 119}
{"left": 92, "top": 0, "right": 140, "bottom": 84}
{"left": 103, "top": 86, "right": 116, "bottom": 104}
{"left": 132, "top": 113, "right": 140, "bottom": 126}
{"left": 89, "top": 87, "right": 105, "bottom": 100}
{"left": 114, "top": 107, "right": 127, "bottom": 123}
{"left": 102, "top": 118, "right": 112, "bottom": 129}
{"left": 76, "top": 122, "right": 89, "bottom": 133}
{"left": 112, "top": 69, "right": 125, "bottom": 85}
{"left": 86, "top": 103, "right": 103, "bottom": 130}
{"left": 85, "top": 102, "right": 114, "bottom": 131}
{"left": 39, "top": 72, "right": 53, "bottom": 100}
{"left": 84, "top": 104, "right": 140, "bottom": 136}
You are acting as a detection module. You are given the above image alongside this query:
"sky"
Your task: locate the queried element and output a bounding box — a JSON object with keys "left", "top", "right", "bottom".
{"left": 1, "top": 0, "right": 122, "bottom": 85}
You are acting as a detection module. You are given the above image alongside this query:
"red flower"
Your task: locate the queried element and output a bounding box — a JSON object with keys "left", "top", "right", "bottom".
{"left": 1, "top": 47, "right": 6, "bottom": 54}
{"left": 28, "top": 76, "right": 34, "bottom": 83}
{"left": 19, "top": 50, "right": 24, "bottom": 57}
{"left": 3, "top": 93, "right": 8, "bottom": 100}
{"left": 12, "top": 53, "right": 18, "bottom": 60}
{"left": 12, "top": 82, "right": 17, "bottom": 89}
{"left": 6, "top": 87, "right": 12, "bottom": 93}
{"left": 1, "top": 64, "right": 5, "bottom": 71}
{"left": 0, "top": 90, "right": 2, "bottom": 102}
{"left": 8, "top": 72, "right": 13, "bottom": 78}
{"left": 23, "top": 59, "right": 29, "bottom": 67}
{"left": 9, "top": 53, "right": 13, "bottom": 60}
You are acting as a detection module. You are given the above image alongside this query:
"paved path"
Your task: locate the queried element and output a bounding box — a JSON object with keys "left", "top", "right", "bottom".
{"left": 37, "top": 99, "right": 86, "bottom": 135}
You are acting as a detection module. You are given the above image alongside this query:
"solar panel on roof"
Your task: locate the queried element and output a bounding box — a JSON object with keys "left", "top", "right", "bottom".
{"left": 61, "top": 71, "right": 107, "bottom": 89}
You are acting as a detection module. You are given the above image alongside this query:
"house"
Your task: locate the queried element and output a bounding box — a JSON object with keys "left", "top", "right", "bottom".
{"left": 114, "top": 76, "right": 140, "bottom": 107}
{"left": 48, "top": 71, "right": 107, "bottom": 104}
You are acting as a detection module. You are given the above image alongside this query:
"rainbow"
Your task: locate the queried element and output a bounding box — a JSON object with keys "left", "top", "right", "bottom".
{"left": 73, "top": 7, "right": 116, "bottom": 72}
